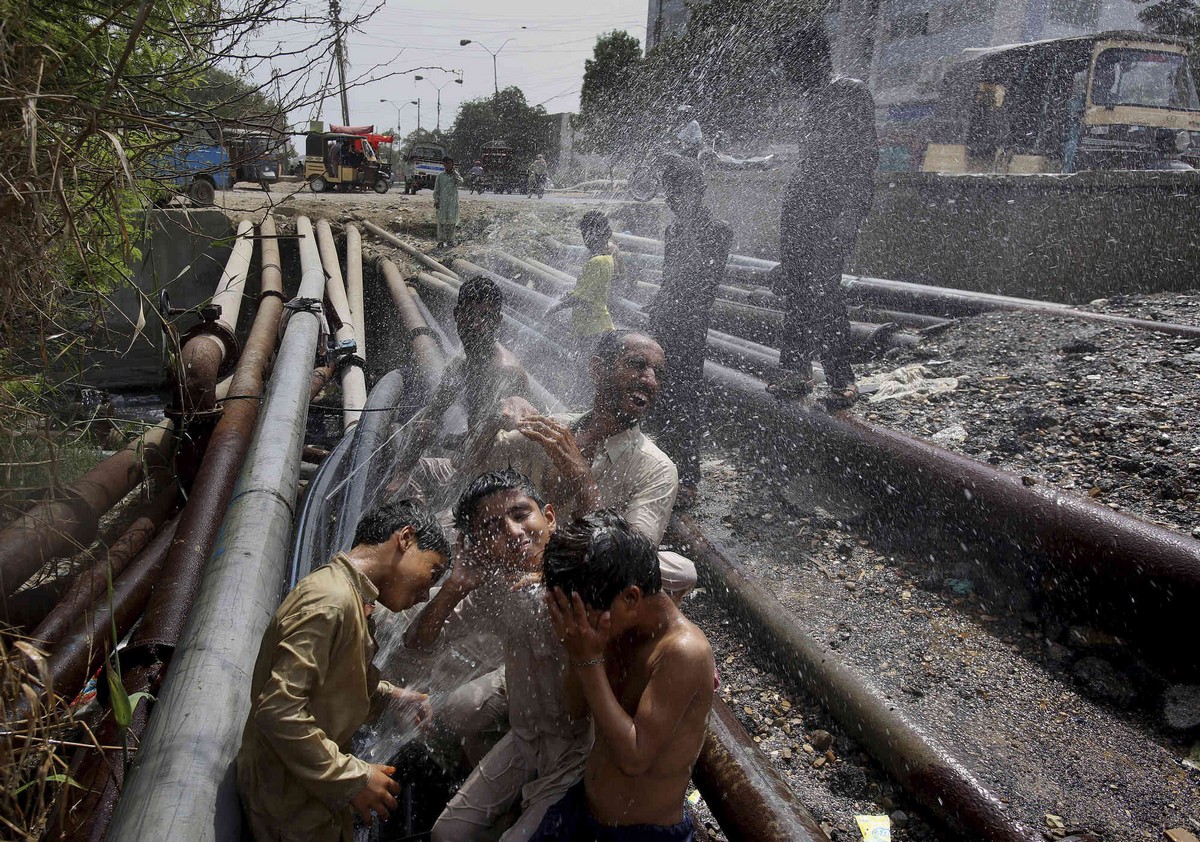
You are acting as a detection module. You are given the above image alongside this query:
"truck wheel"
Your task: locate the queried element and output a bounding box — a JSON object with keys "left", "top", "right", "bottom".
{"left": 310, "top": 176, "right": 327, "bottom": 193}
{"left": 373, "top": 178, "right": 389, "bottom": 194}
{"left": 188, "top": 179, "right": 215, "bottom": 206}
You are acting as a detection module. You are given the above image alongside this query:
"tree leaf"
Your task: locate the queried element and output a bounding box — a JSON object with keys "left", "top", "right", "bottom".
{"left": 107, "top": 659, "right": 133, "bottom": 729}
{"left": 14, "top": 773, "right": 82, "bottom": 795}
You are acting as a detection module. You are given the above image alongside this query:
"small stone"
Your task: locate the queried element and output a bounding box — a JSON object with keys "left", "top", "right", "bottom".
{"left": 1165, "top": 830, "right": 1200, "bottom": 842}
{"left": 781, "top": 747, "right": 793, "bottom": 761}
{"left": 824, "top": 749, "right": 836, "bottom": 763}
{"left": 1046, "top": 814, "right": 1066, "bottom": 829}
{"left": 812, "top": 756, "right": 826, "bottom": 768}
{"left": 1162, "top": 685, "right": 1200, "bottom": 731}
{"left": 844, "top": 581, "right": 857, "bottom": 592}
{"left": 809, "top": 729, "right": 834, "bottom": 752}
{"left": 890, "top": 810, "right": 909, "bottom": 828}
{"left": 803, "top": 743, "right": 815, "bottom": 754}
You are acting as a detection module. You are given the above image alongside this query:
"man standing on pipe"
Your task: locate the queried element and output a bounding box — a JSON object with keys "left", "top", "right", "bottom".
{"left": 236, "top": 500, "right": 451, "bottom": 841}
{"left": 770, "top": 22, "right": 877, "bottom": 407}
{"left": 647, "top": 155, "right": 732, "bottom": 505}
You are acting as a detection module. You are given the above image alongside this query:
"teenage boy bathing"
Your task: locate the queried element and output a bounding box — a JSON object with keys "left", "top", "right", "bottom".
{"left": 535, "top": 511, "right": 715, "bottom": 841}
{"left": 405, "top": 470, "right": 592, "bottom": 842}
{"left": 237, "top": 500, "right": 450, "bottom": 842}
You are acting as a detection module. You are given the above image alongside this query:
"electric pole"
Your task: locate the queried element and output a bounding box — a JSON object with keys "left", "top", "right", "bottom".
{"left": 330, "top": 0, "right": 350, "bottom": 125}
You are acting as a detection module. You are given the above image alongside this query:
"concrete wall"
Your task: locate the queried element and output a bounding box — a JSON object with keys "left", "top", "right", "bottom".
{"left": 81, "top": 209, "right": 237, "bottom": 390}
{"left": 695, "top": 168, "right": 1200, "bottom": 302}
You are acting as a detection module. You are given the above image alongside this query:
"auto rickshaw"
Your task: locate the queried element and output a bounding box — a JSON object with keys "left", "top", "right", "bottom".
{"left": 304, "top": 131, "right": 392, "bottom": 193}
{"left": 921, "top": 31, "right": 1200, "bottom": 173}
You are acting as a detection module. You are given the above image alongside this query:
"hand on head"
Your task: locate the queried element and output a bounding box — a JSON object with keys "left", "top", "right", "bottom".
{"left": 516, "top": 415, "right": 589, "bottom": 483}
{"left": 546, "top": 587, "right": 610, "bottom": 664}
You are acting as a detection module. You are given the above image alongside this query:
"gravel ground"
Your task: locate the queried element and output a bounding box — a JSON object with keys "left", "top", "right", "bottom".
{"left": 848, "top": 294, "right": 1200, "bottom": 538}
{"left": 683, "top": 448, "right": 1200, "bottom": 842}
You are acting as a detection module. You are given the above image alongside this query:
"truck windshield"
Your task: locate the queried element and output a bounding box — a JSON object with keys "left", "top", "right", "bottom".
{"left": 1091, "top": 48, "right": 1200, "bottom": 110}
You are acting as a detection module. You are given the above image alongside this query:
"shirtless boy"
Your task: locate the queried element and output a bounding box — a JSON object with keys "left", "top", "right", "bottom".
{"left": 535, "top": 511, "right": 715, "bottom": 840}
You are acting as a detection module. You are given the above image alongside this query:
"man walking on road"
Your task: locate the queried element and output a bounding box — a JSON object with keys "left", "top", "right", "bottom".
{"left": 434, "top": 156, "right": 464, "bottom": 248}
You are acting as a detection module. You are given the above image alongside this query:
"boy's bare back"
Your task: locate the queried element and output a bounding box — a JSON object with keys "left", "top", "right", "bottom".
{"left": 585, "top": 608, "right": 714, "bottom": 827}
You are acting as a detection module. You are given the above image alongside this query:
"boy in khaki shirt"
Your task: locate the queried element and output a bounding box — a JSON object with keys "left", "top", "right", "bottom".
{"left": 237, "top": 500, "right": 450, "bottom": 841}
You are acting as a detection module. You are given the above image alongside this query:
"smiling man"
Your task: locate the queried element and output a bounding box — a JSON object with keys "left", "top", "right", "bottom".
{"left": 481, "top": 330, "right": 677, "bottom": 546}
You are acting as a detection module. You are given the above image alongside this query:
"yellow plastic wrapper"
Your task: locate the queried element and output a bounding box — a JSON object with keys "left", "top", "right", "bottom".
{"left": 855, "top": 814, "right": 892, "bottom": 841}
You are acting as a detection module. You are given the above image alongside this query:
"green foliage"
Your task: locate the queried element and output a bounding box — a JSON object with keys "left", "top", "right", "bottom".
{"left": 576, "top": 0, "right": 826, "bottom": 159}
{"left": 1137, "top": 0, "right": 1200, "bottom": 39}
{"left": 578, "top": 31, "right": 644, "bottom": 153}
{"left": 401, "top": 127, "right": 453, "bottom": 155}
{"left": 447, "top": 87, "right": 552, "bottom": 168}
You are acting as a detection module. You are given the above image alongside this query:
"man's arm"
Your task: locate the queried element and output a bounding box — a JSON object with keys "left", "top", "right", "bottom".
{"left": 403, "top": 539, "right": 485, "bottom": 651}
{"left": 548, "top": 591, "right": 711, "bottom": 777}
{"left": 515, "top": 416, "right": 599, "bottom": 518}
{"left": 253, "top": 607, "right": 396, "bottom": 815}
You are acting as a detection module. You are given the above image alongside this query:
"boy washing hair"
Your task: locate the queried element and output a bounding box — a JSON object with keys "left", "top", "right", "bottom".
{"left": 535, "top": 511, "right": 714, "bottom": 841}
{"left": 407, "top": 470, "right": 594, "bottom": 842}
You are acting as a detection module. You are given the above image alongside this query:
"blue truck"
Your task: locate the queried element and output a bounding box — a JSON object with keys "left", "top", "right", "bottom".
{"left": 160, "top": 125, "right": 282, "bottom": 206}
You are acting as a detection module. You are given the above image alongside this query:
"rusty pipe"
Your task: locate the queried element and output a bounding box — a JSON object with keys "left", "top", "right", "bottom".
{"left": 703, "top": 359, "right": 1200, "bottom": 666}
{"left": 0, "top": 419, "right": 174, "bottom": 599}
{"left": 11, "top": 516, "right": 180, "bottom": 730}
{"left": 28, "top": 481, "right": 179, "bottom": 650}
{"left": 361, "top": 220, "right": 461, "bottom": 279}
{"left": 103, "top": 214, "right": 327, "bottom": 842}
{"left": 694, "top": 698, "right": 831, "bottom": 842}
{"left": 316, "top": 219, "right": 367, "bottom": 430}
{"left": 381, "top": 259, "right": 445, "bottom": 396}
{"left": 53, "top": 218, "right": 289, "bottom": 842}
{"left": 670, "top": 514, "right": 1040, "bottom": 842}
{"left": 175, "top": 219, "right": 255, "bottom": 416}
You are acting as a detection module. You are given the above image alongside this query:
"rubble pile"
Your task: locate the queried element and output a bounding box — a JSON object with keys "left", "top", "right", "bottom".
{"left": 854, "top": 293, "right": 1200, "bottom": 537}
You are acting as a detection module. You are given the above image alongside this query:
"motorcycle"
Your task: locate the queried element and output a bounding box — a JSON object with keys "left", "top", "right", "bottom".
{"left": 526, "top": 170, "right": 548, "bottom": 199}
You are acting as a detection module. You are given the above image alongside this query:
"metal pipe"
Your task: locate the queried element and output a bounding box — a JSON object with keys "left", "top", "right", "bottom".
{"left": 839, "top": 273, "right": 1200, "bottom": 338}
{"left": 56, "top": 217, "right": 290, "bottom": 842}
{"left": 336, "top": 370, "right": 410, "bottom": 553}
{"left": 408, "top": 287, "right": 458, "bottom": 354}
{"left": 487, "top": 250, "right": 570, "bottom": 296}
{"left": 176, "top": 219, "right": 255, "bottom": 417}
{"left": 381, "top": 259, "right": 445, "bottom": 396}
{"left": 345, "top": 224, "right": 366, "bottom": 359}
{"left": 28, "top": 481, "right": 179, "bottom": 649}
{"left": 316, "top": 219, "right": 367, "bottom": 430}
{"left": 597, "top": 235, "right": 1200, "bottom": 339}
{"left": 702, "top": 359, "right": 1200, "bottom": 666}
{"left": 14, "top": 517, "right": 180, "bottom": 729}
{"left": 105, "top": 215, "right": 327, "bottom": 842}
{"left": 361, "top": 220, "right": 461, "bottom": 279}
{"left": 693, "top": 698, "right": 831, "bottom": 842}
{"left": 670, "top": 514, "right": 1040, "bottom": 842}
{"left": 289, "top": 431, "right": 356, "bottom": 588}
{"left": 0, "top": 419, "right": 174, "bottom": 598}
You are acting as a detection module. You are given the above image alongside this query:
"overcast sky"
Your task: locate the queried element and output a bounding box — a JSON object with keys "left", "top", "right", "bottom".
{"left": 250, "top": 1, "right": 649, "bottom": 137}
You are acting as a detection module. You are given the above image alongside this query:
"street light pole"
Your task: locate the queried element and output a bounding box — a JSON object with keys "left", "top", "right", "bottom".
{"left": 414, "top": 73, "right": 463, "bottom": 132}
{"left": 460, "top": 38, "right": 513, "bottom": 96}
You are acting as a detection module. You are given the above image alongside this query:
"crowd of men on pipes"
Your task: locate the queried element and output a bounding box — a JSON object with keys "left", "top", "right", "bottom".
{"left": 236, "top": 24, "right": 870, "bottom": 842}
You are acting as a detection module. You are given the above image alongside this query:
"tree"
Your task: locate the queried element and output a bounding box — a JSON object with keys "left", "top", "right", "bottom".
{"left": 447, "top": 87, "right": 551, "bottom": 166}
{"left": 1137, "top": 0, "right": 1200, "bottom": 39}
{"left": 578, "top": 31, "right": 644, "bottom": 153}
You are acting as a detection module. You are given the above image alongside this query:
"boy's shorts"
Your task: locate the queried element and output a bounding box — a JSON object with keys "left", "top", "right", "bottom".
{"left": 529, "top": 782, "right": 694, "bottom": 841}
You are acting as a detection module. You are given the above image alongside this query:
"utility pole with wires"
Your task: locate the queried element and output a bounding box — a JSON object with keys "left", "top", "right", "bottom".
{"left": 330, "top": 0, "right": 350, "bottom": 124}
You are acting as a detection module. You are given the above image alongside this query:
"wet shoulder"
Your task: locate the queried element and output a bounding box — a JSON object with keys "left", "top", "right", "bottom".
{"left": 279, "top": 564, "right": 358, "bottom": 618}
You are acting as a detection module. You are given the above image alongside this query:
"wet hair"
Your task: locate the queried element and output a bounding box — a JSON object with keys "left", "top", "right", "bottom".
{"left": 455, "top": 275, "right": 502, "bottom": 314}
{"left": 592, "top": 329, "right": 658, "bottom": 371}
{"left": 579, "top": 210, "right": 611, "bottom": 242}
{"left": 542, "top": 510, "right": 661, "bottom": 609}
{"left": 353, "top": 499, "right": 451, "bottom": 557}
{"left": 662, "top": 154, "right": 704, "bottom": 200}
{"left": 453, "top": 469, "right": 547, "bottom": 534}
{"left": 443, "top": 156, "right": 454, "bottom": 163}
